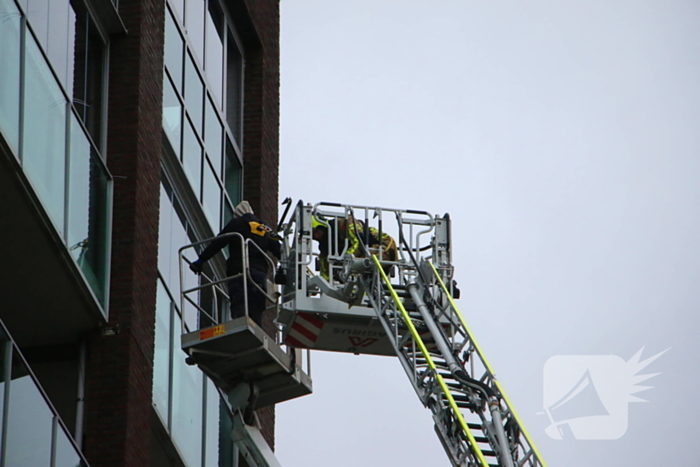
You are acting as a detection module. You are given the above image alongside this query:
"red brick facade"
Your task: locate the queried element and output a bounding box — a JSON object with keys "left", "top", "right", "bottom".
{"left": 241, "top": 0, "right": 281, "bottom": 230}
{"left": 240, "top": 0, "right": 281, "bottom": 450}
{"left": 82, "top": 0, "right": 165, "bottom": 464}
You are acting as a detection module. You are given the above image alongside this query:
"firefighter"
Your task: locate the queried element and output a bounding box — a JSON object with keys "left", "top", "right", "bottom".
{"left": 190, "top": 201, "right": 280, "bottom": 326}
{"left": 312, "top": 214, "right": 398, "bottom": 281}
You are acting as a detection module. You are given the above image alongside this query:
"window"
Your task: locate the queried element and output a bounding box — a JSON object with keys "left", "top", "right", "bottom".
{"left": 0, "top": 332, "right": 87, "bottom": 466}
{"left": 204, "top": 94, "right": 223, "bottom": 173}
{"left": 153, "top": 279, "right": 173, "bottom": 425}
{"left": 183, "top": 117, "right": 203, "bottom": 196}
{"left": 71, "top": 0, "right": 106, "bottom": 147}
{"left": 225, "top": 28, "right": 243, "bottom": 145}
{"left": 0, "top": 0, "right": 22, "bottom": 152}
{"left": 202, "top": 157, "right": 222, "bottom": 230}
{"left": 205, "top": 0, "right": 224, "bottom": 107}
{"left": 185, "top": 51, "right": 205, "bottom": 134}
{"left": 5, "top": 367, "right": 54, "bottom": 465}
{"left": 163, "top": 0, "right": 245, "bottom": 211}
{"left": 46, "top": 0, "right": 76, "bottom": 101}
{"left": 24, "top": 0, "right": 106, "bottom": 148}
{"left": 67, "top": 114, "right": 112, "bottom": 305}
{"left": 22, "top": 30, "right": 68, "bottom": 234}
{"left": 225, "top": 138, "right": 242, "bottom": 207}
{"left": 185, "top": 0, "right": 205, "bottom": 64}
{"left": 163, "top": 75, "right": 183, "bottom": 158}
{"left": 165, "top": 8, "right": 184, "bottom": 91}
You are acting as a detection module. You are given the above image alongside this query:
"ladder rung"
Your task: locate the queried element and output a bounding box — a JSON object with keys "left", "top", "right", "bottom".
{"left": 445, "top": 394, "right": 470, "bottom": 403}
{"left": 416, "top": 359, "right": 448, "bottom": 368}
{"left": 453, "top": 401, "right": 477, "bottom": 410}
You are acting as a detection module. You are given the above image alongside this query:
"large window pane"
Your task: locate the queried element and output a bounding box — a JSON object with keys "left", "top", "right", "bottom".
{"left": 222, "top": 199, "right": 234, "bottom": 232}
{"left": 202, "top": 158, "right": 222, "bottom": 231}
{"left": 153, "top": 279, "right": 172, "bottom": 426}
{"left": 204, "top": 96, "right": 223, "bottom": 176}
{"left": 172, "top": 313, "right": 203, "bottom": 467}
{"left": 158, "top": 184, "right": 175, "bottom": 289}
{"left": 225, "top": 29, "right": 243, "bottom": 145}
{"left": 183, "top": 118, "right": 202, "bottom": 196}
{"left": 84, "top": 155, "right": 110, "bottom": 306}
{"left": 160, "top": 182, "right": 199, "bottom": 321}
{"left": 46, "top": 0, "right": 75, "bottom": 96}
{"left": 0, "top": 0, "right": 22, "bottom": 153}
{"left": 205, "top": 0, "right": 224, "bottom": 107}
{"left": 72, "top": 1, "right": 105, "bottom": 148}
{"left": 67, "top": 115, "right": 111, "bottom": 307}
{"left": 5, "top": 356, "right": 53, "bottom": 467}
{"left": 169, "top": 0, "right": 184, "bottom": 24}
{"left": 204, "top": 380, "right": 221, "bottom": 467}
{"left": 23, "top": 31, "right": 67, "bottom": 236}
{"left": 218, "top": 404, "right": 235, "bottom": 467}
{"left": 165, "top": 8, "right": 184, "bottom": 92}
{"left": 185, "top": 0, "right": 205, "bottom": 64}
{"left": 224, "top": 138, "right": 241, "bottom": 206}
{"left": 25, "top": 0, "right": 49, "bottom": 50}
{"left": 163, "top": 76, "right": 183, "bottom": 157}
{"left": 185, "top": 52, "right": 204, "bottom": 135}
{"left": 67, "top": 119, "right": 91, "bottom": 257}
{"left": 54, "top": 421, "right": 84, "bottom": 467}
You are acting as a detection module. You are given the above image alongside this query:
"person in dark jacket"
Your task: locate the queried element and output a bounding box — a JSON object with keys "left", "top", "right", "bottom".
{"left": 190, "top": 201, "right": 281, "bottom": 326}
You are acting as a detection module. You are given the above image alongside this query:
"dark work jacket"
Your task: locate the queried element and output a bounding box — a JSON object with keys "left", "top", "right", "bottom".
{"left": 197, "top": 213, "right": 281, "bottom": 277}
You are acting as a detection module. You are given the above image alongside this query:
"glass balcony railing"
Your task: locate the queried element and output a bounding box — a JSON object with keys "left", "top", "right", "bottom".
{"left": 66, "top": 114, "right": 112, "bottom": 306}
{"left": 0, "top": 0, "right": 112, "bottom": 310}
{"left": 0, "top": 321, "right": 89, "bottom": 466}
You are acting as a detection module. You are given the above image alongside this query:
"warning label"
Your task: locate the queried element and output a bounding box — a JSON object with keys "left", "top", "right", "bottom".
{"left": 199, "top": 325, "right": 225, "bottom": 341}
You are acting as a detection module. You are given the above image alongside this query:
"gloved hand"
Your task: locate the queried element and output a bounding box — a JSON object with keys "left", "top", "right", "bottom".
{"left": 274, "top": 265, "right": 287, "bottom": 285}
{"left": 190, "top": 259, "right": 203, "bottom": 275}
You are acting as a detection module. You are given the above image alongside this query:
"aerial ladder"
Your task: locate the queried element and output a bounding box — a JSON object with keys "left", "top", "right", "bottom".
{"left": 179, "top": 200, "right": 547, "bottom": 467}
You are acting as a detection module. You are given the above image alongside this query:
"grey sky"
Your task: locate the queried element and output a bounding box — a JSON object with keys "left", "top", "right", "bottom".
{"left": 274, "top": 1, "right": 700, "bottom": 466}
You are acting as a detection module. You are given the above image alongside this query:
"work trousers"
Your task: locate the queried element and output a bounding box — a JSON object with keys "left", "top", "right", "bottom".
{"left": 229, "top": 271, "right": 267, "bottom": 326}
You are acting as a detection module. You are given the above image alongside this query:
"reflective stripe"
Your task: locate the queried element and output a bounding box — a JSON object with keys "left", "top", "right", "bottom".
{"left": 373, "top": 256, "right": 490, "bottom": 467}
{"left": 428, "top": 261, "right": 548, "bottom": 467}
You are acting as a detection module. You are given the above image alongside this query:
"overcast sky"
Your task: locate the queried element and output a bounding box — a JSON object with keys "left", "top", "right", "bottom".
{"left": 273, "top": 1, "right": 700, "bottom": 466}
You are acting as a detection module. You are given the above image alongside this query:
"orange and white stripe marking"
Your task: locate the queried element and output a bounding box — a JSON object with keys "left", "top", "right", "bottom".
{"left": 285, "top": 312, "right": 324, "bottom": 348}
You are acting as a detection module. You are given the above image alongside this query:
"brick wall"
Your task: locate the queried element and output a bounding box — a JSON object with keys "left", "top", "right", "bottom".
{"left": 240, "top": 0, "right": 281, "bottom": 451}
{"left": 242, "top": 0, "right": 280, "bottom": 230}
{"left": 82, "top": 0, "right": 165, "bottom": 464}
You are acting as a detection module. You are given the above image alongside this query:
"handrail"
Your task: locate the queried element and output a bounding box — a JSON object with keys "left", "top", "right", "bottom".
{"left": 428, "top": 261, "right": 548, "bottom": 467}
{"left": 310, "top": 202, "right": 436, "bottom": 288}
{"left": 178, "top": 231, "right": 279, "bottom": 334}
{"left": 313, "top": 201, "right": 434, "bottom": 221}
{"left": 372, "top": 256, "right": 490, "bottom": 467}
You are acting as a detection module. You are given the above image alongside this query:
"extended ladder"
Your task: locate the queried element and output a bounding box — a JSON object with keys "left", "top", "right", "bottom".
{"left": 364, "top": 257, "right": 544, "bottom": 467}
{"left": 278, "top": 201, "right": 546, "bottom": 467}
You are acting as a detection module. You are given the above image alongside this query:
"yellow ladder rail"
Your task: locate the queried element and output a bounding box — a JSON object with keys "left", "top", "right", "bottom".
{"left": 429, "top": 261, "right": 548, "bottom": 467}
{"left": 373, "top": 256, "right": 490, "bottom": 467}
